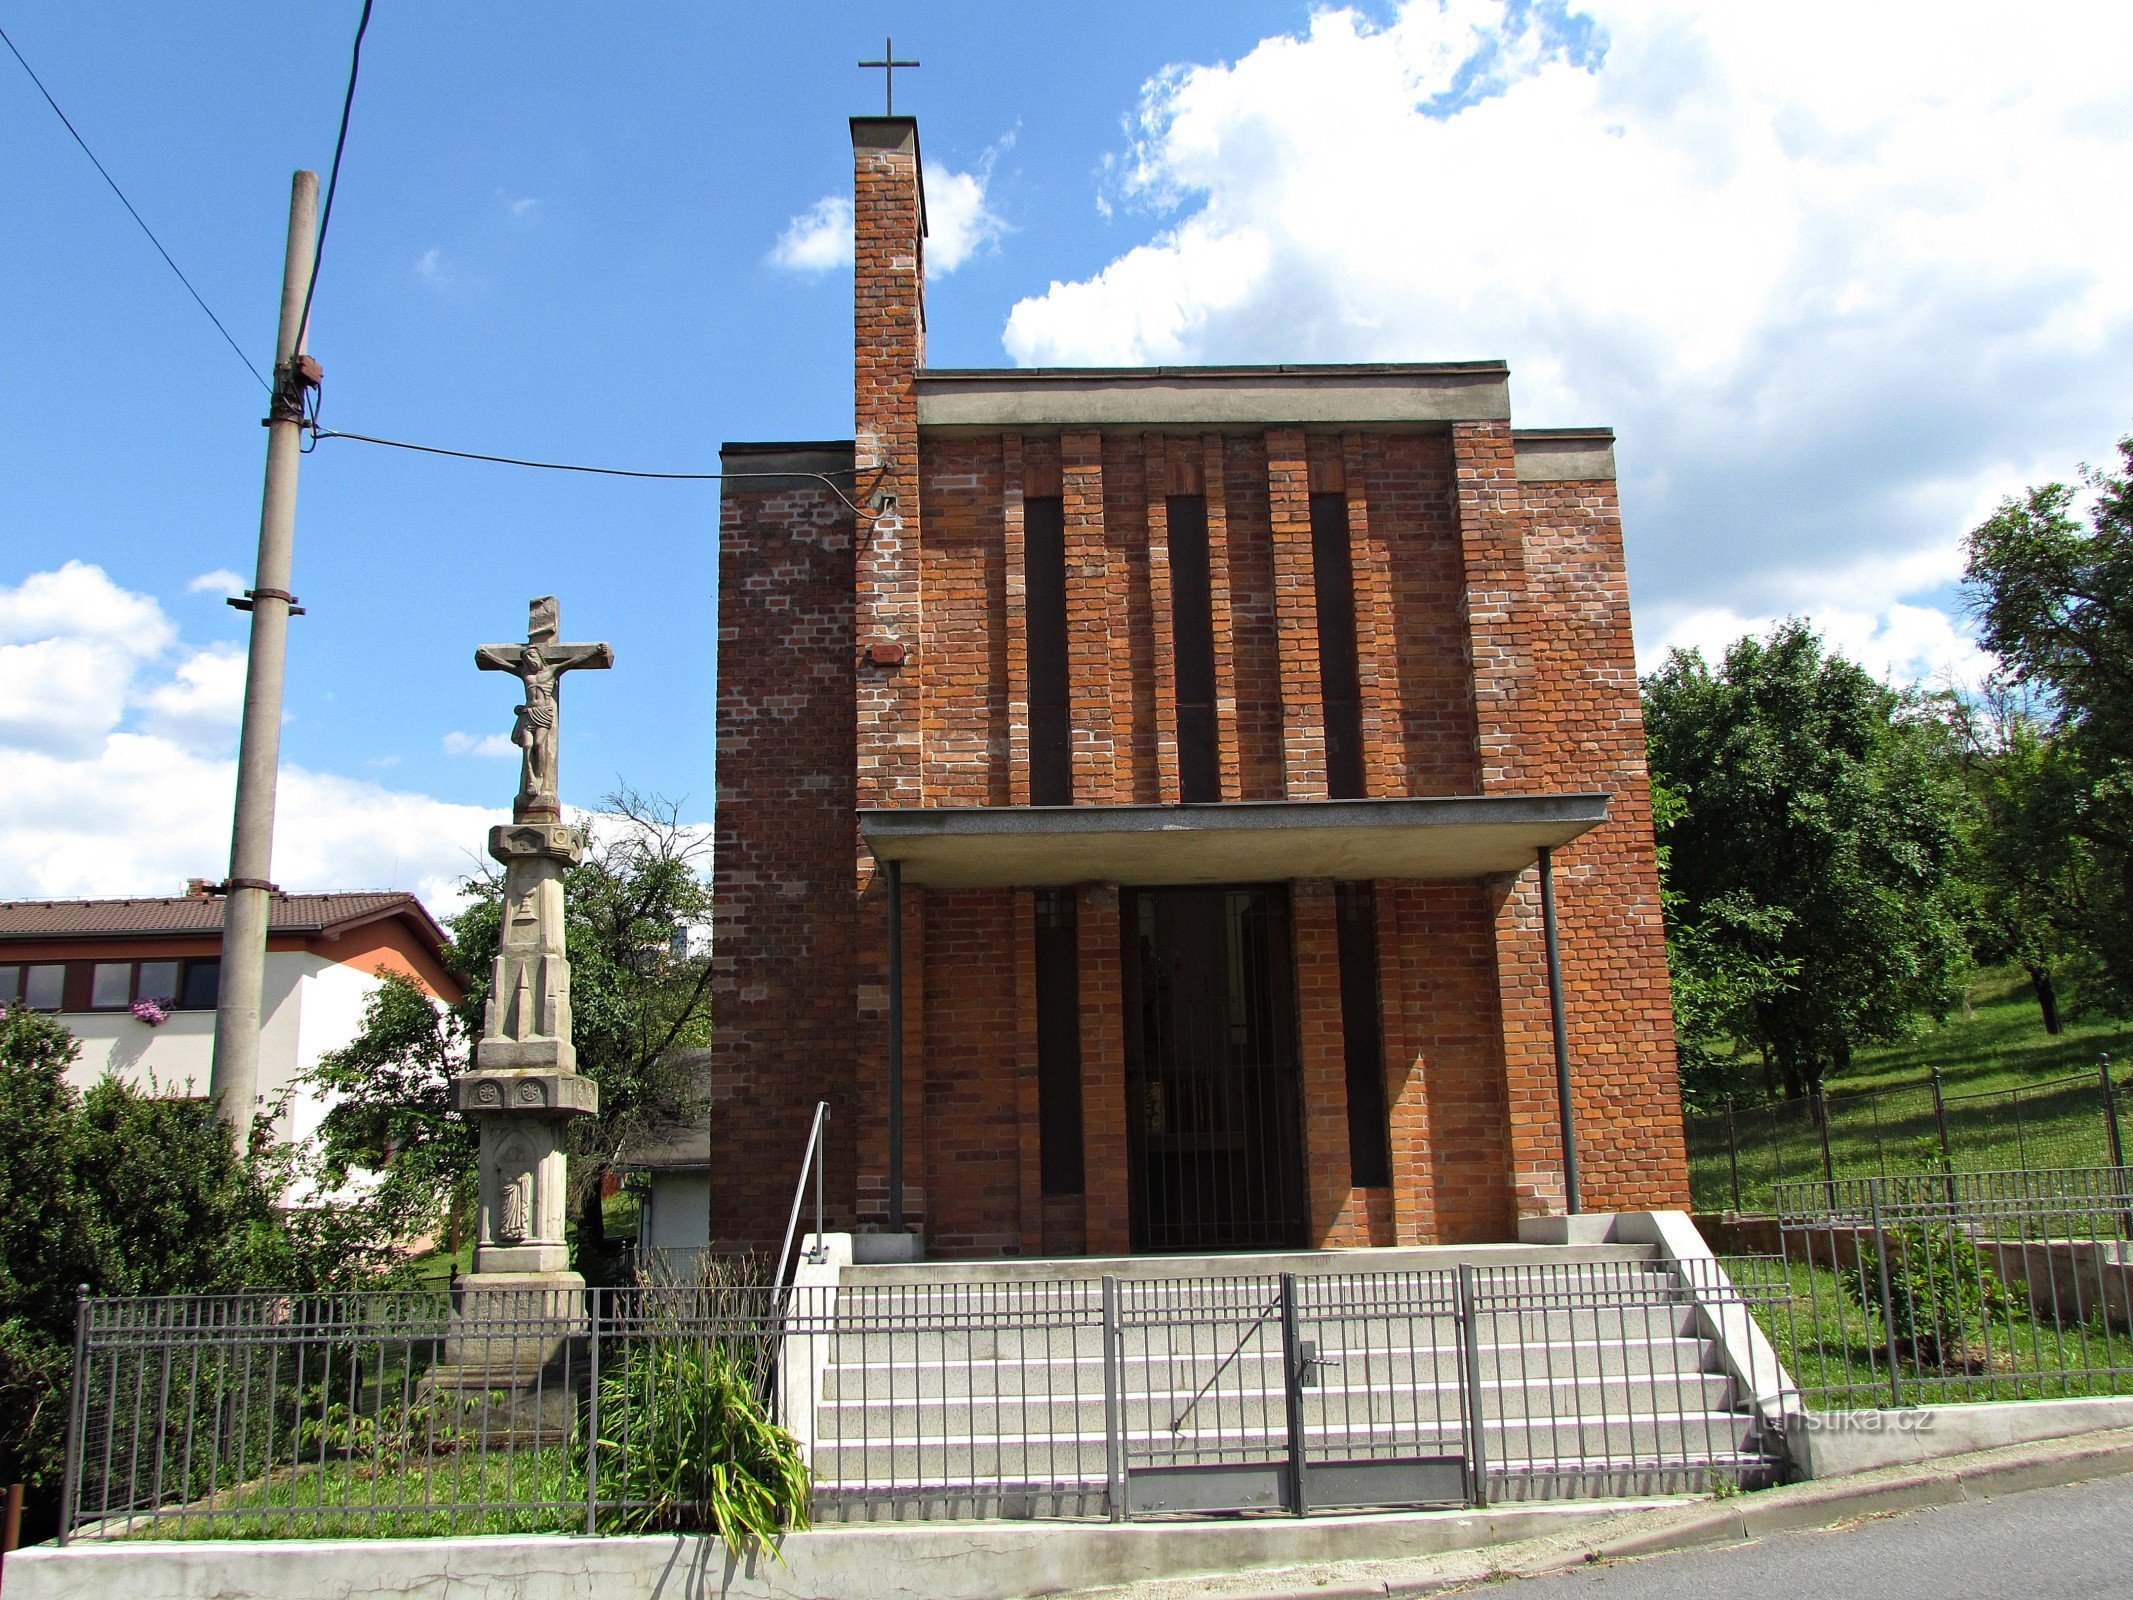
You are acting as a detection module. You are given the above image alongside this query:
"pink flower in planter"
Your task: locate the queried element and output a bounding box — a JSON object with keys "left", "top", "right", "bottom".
{"left": 131, "top": 996, "right": 171, "bottom": 1026}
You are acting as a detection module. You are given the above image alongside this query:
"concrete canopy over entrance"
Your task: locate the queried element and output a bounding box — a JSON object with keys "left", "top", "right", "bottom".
{"left": 858, "top": 793, "right": 1611, "bottom": 888}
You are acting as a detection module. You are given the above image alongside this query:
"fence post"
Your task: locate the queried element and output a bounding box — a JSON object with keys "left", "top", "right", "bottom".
{"left": 1929, "top": 1064, "right": 1956, "bottom": 1207}
{"left": 1102, "top": 1275, "right": 1125, "bottom": 1523}
{"left": 1456, "top": 1264, "right": 1489, "bottom": 1509}
{"left": 1724, "top": 1096, "right": 1742, "bottom": 1212}
{"left": 1279, "top": 1273, "right": 1309, "bottom": 1517}
{"left": 584, "top": 1286, "right": 600, "bottom": 1536}
{"left": 55, "top": 1286, "right": 87, "bottom": 1548}
{"left": 1814, "top": 1086, "right": 1837, "bottom": 1203}
{"left": 2102, "top": 1055, "right": 2126, "bottom": 1170}
{"left": 1870, "top": 1197, "right": 1903, "bottom": 1408}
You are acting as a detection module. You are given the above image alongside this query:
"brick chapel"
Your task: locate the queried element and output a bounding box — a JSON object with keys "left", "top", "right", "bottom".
{"left": 700, "top": 115, "right": 1688, "bottom": 1262}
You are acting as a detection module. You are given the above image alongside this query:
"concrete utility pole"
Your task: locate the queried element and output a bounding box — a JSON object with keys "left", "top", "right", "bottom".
{"left": 210, "top": 170, "right": 321, "bottom": 1136}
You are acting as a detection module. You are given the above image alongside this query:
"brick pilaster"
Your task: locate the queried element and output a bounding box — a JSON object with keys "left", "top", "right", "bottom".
{"left": 1293, "top": 880, "right": 1358, "bottom": 1244}
{"left": 1012, "top": 889, "right": 1042, "bottom": 1254}
{"left": 1003, "top": 434, "right": 1031, "bottom": 806}
{"left": 1145, "top": 436, "right": 1182, "bottom": 804}
{"left": 1078, "top": 885, "right": 1130, "bottom": 1255}
{"left": 852, "top": 116, "right": 925, "bottom": 1233}
{"left": 1267, "top": 428, "right": 1327, "bottom": 800}
{"left": 1063, "top": 431, "right": 1118, "bottom": 803}
{"left": 1344, "top": 434, "right": 1404, "bottom": 798}
{"left": 1203, "top": 436, "right": 1243, "bottom": 801}
{"left": 1453, "top": 419, "right": 1561, "bottom": 1219}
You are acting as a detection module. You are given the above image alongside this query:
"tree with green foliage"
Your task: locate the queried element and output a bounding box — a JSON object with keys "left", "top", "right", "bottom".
{"left": 308, "top": 789, "right": 712, "bottom": 1265}
{"left": 1644, "top": 622, "right": 1969, "bottom": 1100}
{"left": 1649, "top": 778, "right": 1795, "bottom": 1108}
{"left": 1937, "top": 682, "right": 2090, "bottom": 1033}
{"left": 1964, "top": 436, "right": 2133, "bottom": 1014}
{"left": 0, "top": 1006, "right": 379, "bottom": 1536}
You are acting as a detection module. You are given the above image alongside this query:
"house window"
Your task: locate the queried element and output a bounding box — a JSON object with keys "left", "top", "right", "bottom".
{"left": 70, "top": 958, "right": 220, "bottom": 1013}
{"left": 1336, "top": 882, "right": 1392, "bottom": 1188}
{"left": 1310, "top": 493, "right": 1366, "bottom": 800}
{"left": 179, "top": 958, "right": 221, "bottom": 1010}
{"left": 1025, "top": 496, "right": 1073, "bottom": 806}
{"left": 90, "top": 962, "right": 134, "bottom": 1009}
{"left": 0, "top": 963, "right": 66, "bottom": 1011}
{"left": 1166, "top": 495, "right": 1221, "bottom": 803}
{"left": 1035, "top": 888, "right": 1085, "bottom": 1196}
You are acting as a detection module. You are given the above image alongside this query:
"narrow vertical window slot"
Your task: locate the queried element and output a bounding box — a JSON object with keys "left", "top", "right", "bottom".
{"left": 1166, "top": 494, "right": 1220, "bottom": 803}
{"left": 1025, "top": 495, "right": 1073, "bottom": 806}
{"left": 1035, "top": 888, "right": 1085, "bottom": 1195}
{"left": 1336, "top": 881, "right": 1392, "bottom": 1188}
{"left": 1310, "top": 492, "right": 1366, "bottom": 799}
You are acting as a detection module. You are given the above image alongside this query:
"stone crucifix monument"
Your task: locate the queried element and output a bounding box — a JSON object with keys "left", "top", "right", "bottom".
{"left": 432, "top": 596, "right": 611, "bottom": 1437}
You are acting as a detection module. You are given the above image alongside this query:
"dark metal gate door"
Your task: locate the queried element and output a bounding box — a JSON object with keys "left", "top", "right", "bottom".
{"left": 1125, "top": 886, "right": 1306, "bottom": 1253}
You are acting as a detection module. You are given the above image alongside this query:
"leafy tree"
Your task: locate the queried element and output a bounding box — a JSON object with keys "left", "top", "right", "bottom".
{"left": 0, "top": 1006, "right": 377, "bottom": 1536}
{"left": 1936, "top": 682, "right": 2091, "bottom": 1032}
{"left": 1964, "top": 437, "right": 2133, "bottom": 1012}
{"left": 308, "top": 789, "right": 712, "bottom": 1265}
{"left": 1650, "top": 778, "right": 1795, "bottom": 1108}
{"left": 1644, "top": 623, "right": 1968, "bottom": 1100}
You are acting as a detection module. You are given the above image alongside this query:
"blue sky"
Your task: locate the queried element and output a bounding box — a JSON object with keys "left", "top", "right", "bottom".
{"left": 5, "top": 3, "right": 2131, "bottom": 908}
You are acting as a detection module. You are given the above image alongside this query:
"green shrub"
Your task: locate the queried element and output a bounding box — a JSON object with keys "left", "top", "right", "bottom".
{"left": 1848, "top": 1218, "right": 2002, "bottom": 1368}
{"left": 590, "top": 1335, "right": 809, "bottom": 1556}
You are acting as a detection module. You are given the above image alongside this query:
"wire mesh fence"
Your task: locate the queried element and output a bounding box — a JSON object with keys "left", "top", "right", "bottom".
{"left": 1685, "top": 1059, "right": 2128, "bottom": 1213}
{"left": 1721, "top": 1166, "right": 2133, "bottom": 1411}
{"left": 60, "top": 1258, "right": 1791, "bottom": 1541}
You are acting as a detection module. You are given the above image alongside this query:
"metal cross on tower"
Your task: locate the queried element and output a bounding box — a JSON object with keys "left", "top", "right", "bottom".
{"left": 858, "top": 36, "right": 919, "bottom": 115}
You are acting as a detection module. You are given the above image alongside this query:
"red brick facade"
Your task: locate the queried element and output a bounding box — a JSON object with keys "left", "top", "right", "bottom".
{"left": 707, "top": 117, "right": 1686, "bottom": 1257}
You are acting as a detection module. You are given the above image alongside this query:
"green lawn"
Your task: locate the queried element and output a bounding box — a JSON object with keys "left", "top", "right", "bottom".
{"left": 1688, "top": 969, "right": 2133, "bottom": 1211}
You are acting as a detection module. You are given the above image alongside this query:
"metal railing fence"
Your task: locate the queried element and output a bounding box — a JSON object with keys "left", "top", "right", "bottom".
{"left": 1729, "top": 1167, "right": 2133, "bottom": 1411}
{"left": 1685, "top": 1057, "right": 2127, "bottom": 1213}
{"left": 59, "top": 1258, "right": 1788, "bottom": 1541}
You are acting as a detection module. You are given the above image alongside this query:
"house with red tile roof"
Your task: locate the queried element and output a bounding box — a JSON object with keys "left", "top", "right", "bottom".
{"left": 0, "top": 883, "right": 461, "bottom": 1148}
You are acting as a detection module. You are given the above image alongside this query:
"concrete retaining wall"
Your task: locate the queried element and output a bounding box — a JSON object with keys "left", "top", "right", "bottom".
{"left": 3, "top": 1502, "right": 1679, "bottom": 1600}
{"left": 1788, "top": 1395, "right": 2133, "bottom": 1479}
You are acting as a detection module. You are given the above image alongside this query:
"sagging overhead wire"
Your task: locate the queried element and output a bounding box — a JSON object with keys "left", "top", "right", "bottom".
{"left": 308, "top": 426, "right": 878, "bottom": 518}
{"left": 0, "top": 19, "right": 269, "bottom": 390}
{"left": 295, "top": 0, "right": 372, "bottom": 362}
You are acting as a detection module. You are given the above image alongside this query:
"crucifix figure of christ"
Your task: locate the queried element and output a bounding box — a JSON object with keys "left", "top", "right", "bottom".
{"left": 475, "top": 597, "right": 613, "bottom": 821}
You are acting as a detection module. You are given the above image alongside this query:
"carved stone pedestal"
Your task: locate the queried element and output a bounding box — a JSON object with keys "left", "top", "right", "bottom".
{"left": 426, "top": 782, "right": 604, "bottom": 1444}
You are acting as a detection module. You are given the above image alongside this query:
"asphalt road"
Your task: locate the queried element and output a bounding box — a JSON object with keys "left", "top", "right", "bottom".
{"left": 1476, "top": 1472, "right": 2133, "bottom": 1598}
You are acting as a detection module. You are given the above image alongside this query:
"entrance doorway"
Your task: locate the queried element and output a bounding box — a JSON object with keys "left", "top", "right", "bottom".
{"left": 1124, "top": 886, "right": 1307, "bottom": 1252}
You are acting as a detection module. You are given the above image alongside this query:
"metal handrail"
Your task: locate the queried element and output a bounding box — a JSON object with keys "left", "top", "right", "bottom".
{"left": 773, "top": 1100, "right": 831, "bottom": 1294}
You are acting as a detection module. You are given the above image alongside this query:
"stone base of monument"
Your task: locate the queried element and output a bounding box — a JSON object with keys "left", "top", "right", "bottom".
{"left": 420, "top": 1271, "right": 590, "bottom": 1447}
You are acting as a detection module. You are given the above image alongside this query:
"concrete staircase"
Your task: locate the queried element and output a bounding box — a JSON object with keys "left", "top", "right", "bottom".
{"left": 785, "top": 1243, "right": 1781, "bottom": 1520}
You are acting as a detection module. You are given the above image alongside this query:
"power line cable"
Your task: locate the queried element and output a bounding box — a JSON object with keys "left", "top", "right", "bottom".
{"left": 309, "top": 426, "right": 875, "bottom": 516}
{"left": 295, "top": 0, "right": 373, "bottom": 363}
{"left": 0, "top": 19, "right": 269, "bottom": 390}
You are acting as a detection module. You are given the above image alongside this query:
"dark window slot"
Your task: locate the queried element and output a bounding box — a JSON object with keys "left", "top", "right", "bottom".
{"left": 1024, "top": 495, "right": 1073, "bottom": 806}
{"left": 1166, "top": 495, "right": 1221, "bottom": 803}
{"left": 1310, "top": 492, "right": 1366, "bottom": 799}
{"left": 1035, "top": 888, "right": 1085, "bottom": 1195}
{"left": 1336, "top": 881, "right": 1392, "bottom": 1188}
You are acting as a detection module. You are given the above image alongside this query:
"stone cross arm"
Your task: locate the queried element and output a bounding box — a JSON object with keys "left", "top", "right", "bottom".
{"left": 474, "top": 639, "right": 614, "bottom": 674}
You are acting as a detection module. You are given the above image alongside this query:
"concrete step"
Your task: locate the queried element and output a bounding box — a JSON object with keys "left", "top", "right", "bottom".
{"left": 814, "top": 1371, "right": 1736, "bottom": 1433}
{"left": 813, "top": 1332, "right": 1718, "bottom": 1400}
{"left": 808, "top": 1414, "right": 1763, "bottom": 1489}
{"left": 836, "top": 1242, "right": 1664, "bottom": 1287}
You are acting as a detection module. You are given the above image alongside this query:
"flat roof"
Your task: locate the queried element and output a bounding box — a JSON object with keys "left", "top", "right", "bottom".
{"left": 915, "top": 362, "right": 1514, "bottom": 432}
{"left": 859, "top": 794, "right": 1610, "bottom": 888}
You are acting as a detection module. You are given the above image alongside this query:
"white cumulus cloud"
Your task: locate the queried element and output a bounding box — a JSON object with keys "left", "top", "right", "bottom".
{"left": 0, "top": 566, "right": 500, "bottom": 913}
{"left": 770, "top": 156, "right": 1007, "bottom": 276}
{"left": 188, "top": 569, "right": 247, "bottom": 599}
{"left": 442, "top": 730, "right": 515, "bottom": 758}
{"left": 1002, "top": 1, "right": 2133, "bottom": 684}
